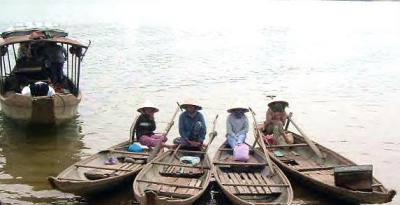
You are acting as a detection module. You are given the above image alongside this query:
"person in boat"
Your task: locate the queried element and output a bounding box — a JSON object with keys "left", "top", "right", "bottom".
{"left": 21, "top": 81, "right": 55, "bottom": 97}
{"left": 262, "top": 99, "right": 293, "bottom": 144}
{"left": 226, "top": 105, "right": 249, "bottom": 148}
{"left": 133, "top": 101, "right": 169, "bottom": 148}
{"left": 16, "top": 42, "right": 44, "bottom": 68}
{"left": 178, "top": 100, "right": 207, "bottom": 149}
{"left": 41, "top": 42, "right": 67, "bottom": 87}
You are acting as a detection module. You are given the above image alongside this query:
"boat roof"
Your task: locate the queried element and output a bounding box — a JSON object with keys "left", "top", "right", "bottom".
{"left": 0, "top": 23, "right": 88, "bottom": 48}
{"left": 1, "top": 22, "right": 68, "bottom": 38}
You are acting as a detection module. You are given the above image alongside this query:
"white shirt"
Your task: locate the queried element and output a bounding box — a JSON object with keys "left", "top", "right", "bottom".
{"left": 21, "top": 82, "right": 55, "bottom": 97}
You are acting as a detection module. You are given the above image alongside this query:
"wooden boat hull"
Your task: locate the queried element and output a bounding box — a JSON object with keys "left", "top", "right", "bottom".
{"left": 133, "top": 149, "right": 212, "bottom": 205}
{"left": 213, "top": 142, "right": 293, "bottom": 205}
{"left": 263, "top": 131, "right": 396, "bottom": 204}
{"left": 0, "top": 92, "right": 81, "bottom": 125}
{"left": 49, "top": 141, "right": 150, "bottom": 195}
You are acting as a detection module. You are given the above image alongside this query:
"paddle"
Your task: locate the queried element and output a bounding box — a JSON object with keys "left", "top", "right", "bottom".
{"left": 147, "top": 104, "right": 182, "bottom": 162}
{"left": 129, "top": 115, "right": 140, "bottom": 144}
{"left": 203, "top": 115, "right": 219, "bottom": 153}
{"left": 286, "top": 112, "right": 324, "bottom": 159}
{"left": 249, "top": 107, "right": 275, "bottom": 175}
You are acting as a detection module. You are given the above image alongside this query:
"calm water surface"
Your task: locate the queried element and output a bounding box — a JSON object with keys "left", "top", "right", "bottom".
{"left": 0, "top": 0, "right": 399, "bottom": 204}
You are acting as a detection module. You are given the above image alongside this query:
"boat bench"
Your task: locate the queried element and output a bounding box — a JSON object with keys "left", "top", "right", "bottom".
{"left": 139, "top": 177, "right": 203, "bottom": 198}
{"left": 159, "top": 165, "right": 204, "bottom": 178}
{"left": 217, "top": 169, "right": 285, "bottom": 196}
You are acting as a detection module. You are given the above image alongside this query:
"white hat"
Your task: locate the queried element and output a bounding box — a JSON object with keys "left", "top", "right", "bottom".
{"left": 180, "top": 99, "right": 202, "bottom": 110}
{"left": 137, "top": 100, "right": 159, "bottom": 113}
{"left": 227, "top": 102, "right": 249, "bottom": 113}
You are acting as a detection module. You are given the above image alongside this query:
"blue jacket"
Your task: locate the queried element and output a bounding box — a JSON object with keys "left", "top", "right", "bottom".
{"left": 178, "top": 111, "right": 207, "bottom": 142}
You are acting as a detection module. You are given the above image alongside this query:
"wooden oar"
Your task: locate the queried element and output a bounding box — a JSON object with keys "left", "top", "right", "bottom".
{"left": 204, "top": 115, "right": 219, "bottom": 153}
{"left": 286, "top": 112, "right": 324, "bottom": 159}
{"left": 249, "top": 107, "right": 275, "bottom": 175}
{"left": 199, "top": 115, "right": 219, "bottom": 170}
{"left": 129, "top": 115, "right": 140, "bottom": 143}
{"left": 147, "top": 104, "right": 182, "bottom": 162}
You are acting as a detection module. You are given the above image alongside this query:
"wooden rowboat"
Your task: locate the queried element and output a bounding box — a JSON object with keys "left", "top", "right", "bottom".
{"left": 257, "top": 124, "right": 396, "bottom": 204}
{"left": 48, "top": 141, "right": 153, "bottom": 195}
{"left": 213, "top": 142, "right": 293, "bottom": 205}
{"left": 133, "top": 148, "right": 212, "bottom": 205}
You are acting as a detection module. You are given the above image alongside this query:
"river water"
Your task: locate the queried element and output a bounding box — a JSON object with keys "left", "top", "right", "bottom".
{"left": 0, "top": 0, "right": 399, "bottom": 204}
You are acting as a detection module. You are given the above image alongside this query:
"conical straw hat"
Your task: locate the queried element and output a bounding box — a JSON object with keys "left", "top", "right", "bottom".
{"left": 180, "top": 99, "right": 202, "bottom": 110}
{"left": 227, "top": 102, "right": 249, "bottom": 113}
{"left": 267, "top": 98, "right": 289, "bottom": 107}
{"left": 137, "top": 100, "right": 159, "bottom": 113}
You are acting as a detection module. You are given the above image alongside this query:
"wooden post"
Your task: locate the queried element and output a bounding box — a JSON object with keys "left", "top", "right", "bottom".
{"left": 249, "top": 107, "right": 275, "bottom": 175}
{"left": 287, "top": 114, "right": 324, "bottom": 159}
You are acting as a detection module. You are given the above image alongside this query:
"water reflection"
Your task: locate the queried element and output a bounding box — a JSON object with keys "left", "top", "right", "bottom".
{"left": 0, "top": 116, "right": 85, "bottom": 204}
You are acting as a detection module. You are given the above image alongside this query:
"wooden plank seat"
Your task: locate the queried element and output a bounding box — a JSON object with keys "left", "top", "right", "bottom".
{"left": 83, "top": 163, "right": 140, "bottom": 180}
{"left": 265, "top": 143, "right": 308, "bottom": 149}
{"left": 137, "top": 179, "right": 202, "bottom": 189}
{"left": 75, "top": 164, "right": 133, "bottom": 171}
{"left": 159, "top": 165, "right": 204, "bottom": 178}
{"left": 218, "top": 170, "right": 283, "bottom": 196}
{"left": 108, "top": 149, "right": 150, "bottom": 156}
{"left": 214, "top": 161, "right": 267, "bottom": 167}
{"left": 140, "top": 178, "right": 203, "bottom": 199}
{"left": 297, "top": 166, "right": 335, "bottom": 172}
{"left": 151, "top": 161, "right": 210, "bottom": 169}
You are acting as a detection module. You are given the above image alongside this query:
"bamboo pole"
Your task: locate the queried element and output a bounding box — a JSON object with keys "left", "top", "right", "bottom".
{"left": 147, "top": 104, "right": 181, "bottom": 162}
{"left": 249, "top": 107, "right": 275, "bottom": 175}
{"left": 286, "top": 113, "right": 324, "bottom": 159}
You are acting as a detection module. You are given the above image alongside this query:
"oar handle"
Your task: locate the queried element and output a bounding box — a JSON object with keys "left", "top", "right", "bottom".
{"left": 249, "top": 107, "right": 275, "bottom": 175}
{"left": 286, "top": 113, "right": 324, "bottom": 159}
{"left": 203, "top": 115, "right": 219, "bottom": 153}
{"left": 129, "top": 115, "right": 140, "bottom": 143}
{"left": 163, "top": 105, "right": 181, "bottom": 135}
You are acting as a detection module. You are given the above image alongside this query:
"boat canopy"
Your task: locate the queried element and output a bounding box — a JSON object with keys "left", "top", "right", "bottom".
{"left": 1, "top": 22, "right": 67, "bottom": 38}
{"left": 0, "top": 36, "right": 88, "bottom": 48}
{"left": 0, "top": 22, "right": 87, "bottom": 48}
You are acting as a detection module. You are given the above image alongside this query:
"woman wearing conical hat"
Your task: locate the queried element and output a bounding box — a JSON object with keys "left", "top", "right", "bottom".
{"left": 262, "top": 99, "right": 293, "bottom": 144}
{"left": 133, "top": 100, "right": 169, "bottom": 148}
{"left": 226, "top": 104, "right": 249, "bottom": 149}
{"left": 178, "top": 99, "right": 206, "bottom": 149}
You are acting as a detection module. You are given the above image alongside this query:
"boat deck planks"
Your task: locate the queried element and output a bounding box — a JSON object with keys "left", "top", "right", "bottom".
{"left": 133, "top": 149, "right": 212, "bottom": 205}
{"left": 49, "top": 141, "right": 152, "bottom": 195}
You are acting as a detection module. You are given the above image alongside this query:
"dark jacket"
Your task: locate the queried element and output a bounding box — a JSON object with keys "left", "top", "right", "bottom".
{"left": 134, "top": 114, "right": 156, "bottom": 141}
{"left": 178, "top": 111, "right": 206, "bottom": 142}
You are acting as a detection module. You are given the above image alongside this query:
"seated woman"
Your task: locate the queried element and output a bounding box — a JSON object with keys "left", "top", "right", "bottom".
{"left": 226, "top": 105, "right": 249, "bottom": 148}
{"left": 133, "top": 101, "right": 168, "bottom": 148}
{"left": 262, "top": 99, "right": 293, "bottom": 145}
